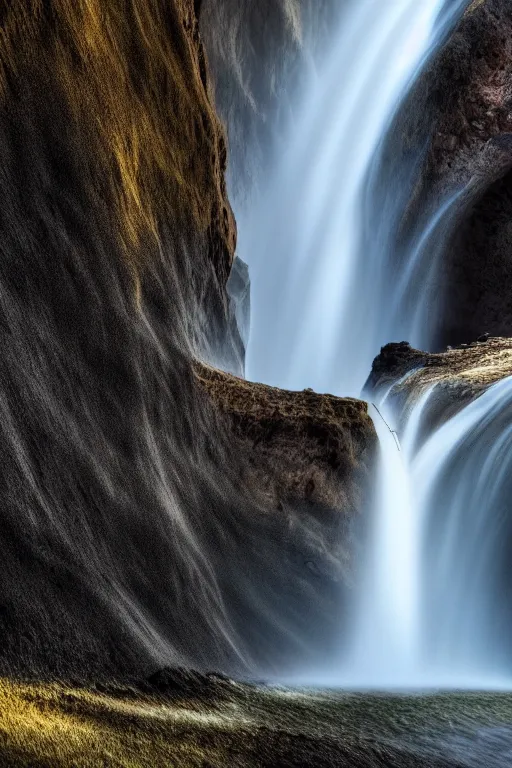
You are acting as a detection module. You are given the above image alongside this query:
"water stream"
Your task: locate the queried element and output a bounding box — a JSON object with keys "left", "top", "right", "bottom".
{"left": 236, "top": 0, "right": 467, "bottom": 396}
{"left": 345, "top": 380, "right": 512, "bottom": 689}
{"left": 229, "top": 0, "right": 512, "bottom": 688}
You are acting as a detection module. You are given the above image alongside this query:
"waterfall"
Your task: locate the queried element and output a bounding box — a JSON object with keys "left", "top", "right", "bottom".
{"left": 343, "top": 402, "right": 419, "bottom": 686}
{"left": 342, "top": 379, "right": 512, "bottom": 689}
{"left": 412, "top": 378, "right": 512, "bottom": 686}
{"left": 236, "top": 0, "right": 467, "bottom": 397}
{"left": 229, "top": 0, "right": 512, "bottom": 689}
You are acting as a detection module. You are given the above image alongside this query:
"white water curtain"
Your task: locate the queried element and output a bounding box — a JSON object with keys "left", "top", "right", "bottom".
{"left": 236, "top": 0, "right": 467, "bottom": 397}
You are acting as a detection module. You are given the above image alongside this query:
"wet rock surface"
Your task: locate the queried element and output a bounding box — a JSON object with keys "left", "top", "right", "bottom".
{"left": 394, "top": 0, "right": 512, "bottom": 346}
{"left": 433, "top": 0, "right": 512, "bottom": 345}
{"left": 0, "top": 0, "right": 247, "bottom": 681}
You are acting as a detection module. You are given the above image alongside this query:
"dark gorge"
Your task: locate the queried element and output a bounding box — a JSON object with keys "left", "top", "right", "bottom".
{"left": 1, "top": 1, "right": 512, "bottom": 766}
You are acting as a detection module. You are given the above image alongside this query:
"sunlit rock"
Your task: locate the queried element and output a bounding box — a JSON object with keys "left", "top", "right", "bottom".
{"left": 365, "top": 337, "right": 512, "bottom": 428}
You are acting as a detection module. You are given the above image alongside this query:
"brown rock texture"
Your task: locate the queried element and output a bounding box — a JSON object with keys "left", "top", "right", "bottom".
{"left": 428, "top": 0, "right": 512, "bottom": 184}
{"left": 430, "top": 0, "right": 512, "bottom": 346}
{"left": 365, "top": 337, "right": 512, "bottom": 429}
{"left": 195, "top": 363, "right": 376, "bottom": 544}
{"left": 0, "top": 0, "right": 241, "bottom": 367}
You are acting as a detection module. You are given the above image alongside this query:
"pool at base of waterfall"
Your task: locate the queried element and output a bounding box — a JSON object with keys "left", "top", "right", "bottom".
{"left": 5, "top": 675, "right": 512, "bottom": 766}
{"left": 230, "top": 687, "right": 512, "bottom": 767}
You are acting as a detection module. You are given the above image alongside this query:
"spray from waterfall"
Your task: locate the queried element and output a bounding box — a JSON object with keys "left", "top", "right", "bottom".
{"left": 342, "top": 377, "right": 512, "bottom": 690}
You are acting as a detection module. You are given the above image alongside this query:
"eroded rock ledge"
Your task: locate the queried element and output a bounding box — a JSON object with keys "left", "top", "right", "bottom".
{"left": 365, "top": 337, "right": 512, "bottom": 428}
{"left": 195, "top": 361, "right": 377, "bottom": 581}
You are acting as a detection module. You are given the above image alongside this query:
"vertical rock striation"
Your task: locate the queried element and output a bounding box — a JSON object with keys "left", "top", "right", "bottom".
{"left": 0, "top": 0, "right": 376, "bottom": 682}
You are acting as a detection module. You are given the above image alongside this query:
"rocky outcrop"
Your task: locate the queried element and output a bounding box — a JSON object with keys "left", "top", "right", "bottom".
{"left": 364, "top": 337, "right": 512, "bottom": 429}
{"left": 195, "top": 362, "right": 377, "bottom": 580}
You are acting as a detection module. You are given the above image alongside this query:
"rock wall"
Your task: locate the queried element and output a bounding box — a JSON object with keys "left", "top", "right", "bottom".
{"left": 0, "top": 0, "right": 375, "bottom": 682}
{"left": 0, "top": 0, "right": 243, "bottom": 681}
{"left": 387, "top": 0, "right": 512, "bottom": 347}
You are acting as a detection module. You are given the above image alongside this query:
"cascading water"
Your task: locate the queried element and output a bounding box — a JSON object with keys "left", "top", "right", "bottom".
{"left": 343, "top": 394, "right": 430, "bottom": 687}
{"left": 348, "top": 378, "right": 512, "bottom": 689}
{"left": 236, "top": 0, "right": 467, "bottom": 397}
{"left": 412, "top": 378, "right": 512, "bottom": 685}
{"left": 228, "top": 0, "right": 512, "bottom": 689}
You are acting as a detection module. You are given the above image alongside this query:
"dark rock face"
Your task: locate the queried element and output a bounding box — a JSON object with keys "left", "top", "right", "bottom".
{"left": 0, "top": 0, "right": 376, "bottom": 682}
{"left": 195, "top": 363, "right": 377, "bottom": 583}
{"left": 391, "top": 0, "right": 512, "bottom": 347}
{"left": 430, "top": 0, "right": 512, "bottom": 345}
{"left": 0, "top": 0, "right": 246, "bottom": 681}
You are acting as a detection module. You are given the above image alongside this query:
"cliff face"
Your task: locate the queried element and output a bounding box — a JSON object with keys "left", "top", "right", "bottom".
{"left": 0, "top": 0, "right": 375, "bottom": 682}
{"left": 0, "top": 0, "right": 242, "bottom": 680}
{"left": 388, "top": 0, "right": 512, "bottom": 348}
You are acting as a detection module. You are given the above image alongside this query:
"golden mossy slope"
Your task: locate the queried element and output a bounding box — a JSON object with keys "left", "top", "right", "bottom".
{"left": 0, "top": 680, "right": 234, "bottom": 767}
{"left": 2, "top": 679, "right": 512, "bottom": 767}
{"left": 0, "top": 0, "right": 235, "bottom": 284}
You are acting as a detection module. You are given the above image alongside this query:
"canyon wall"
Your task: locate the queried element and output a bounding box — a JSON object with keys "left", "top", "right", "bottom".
{"left": 0, "top": 0, "right": 375, "bottom": 682}
{"left": 385, "top": 0, "right": 512, "bottom": 348}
